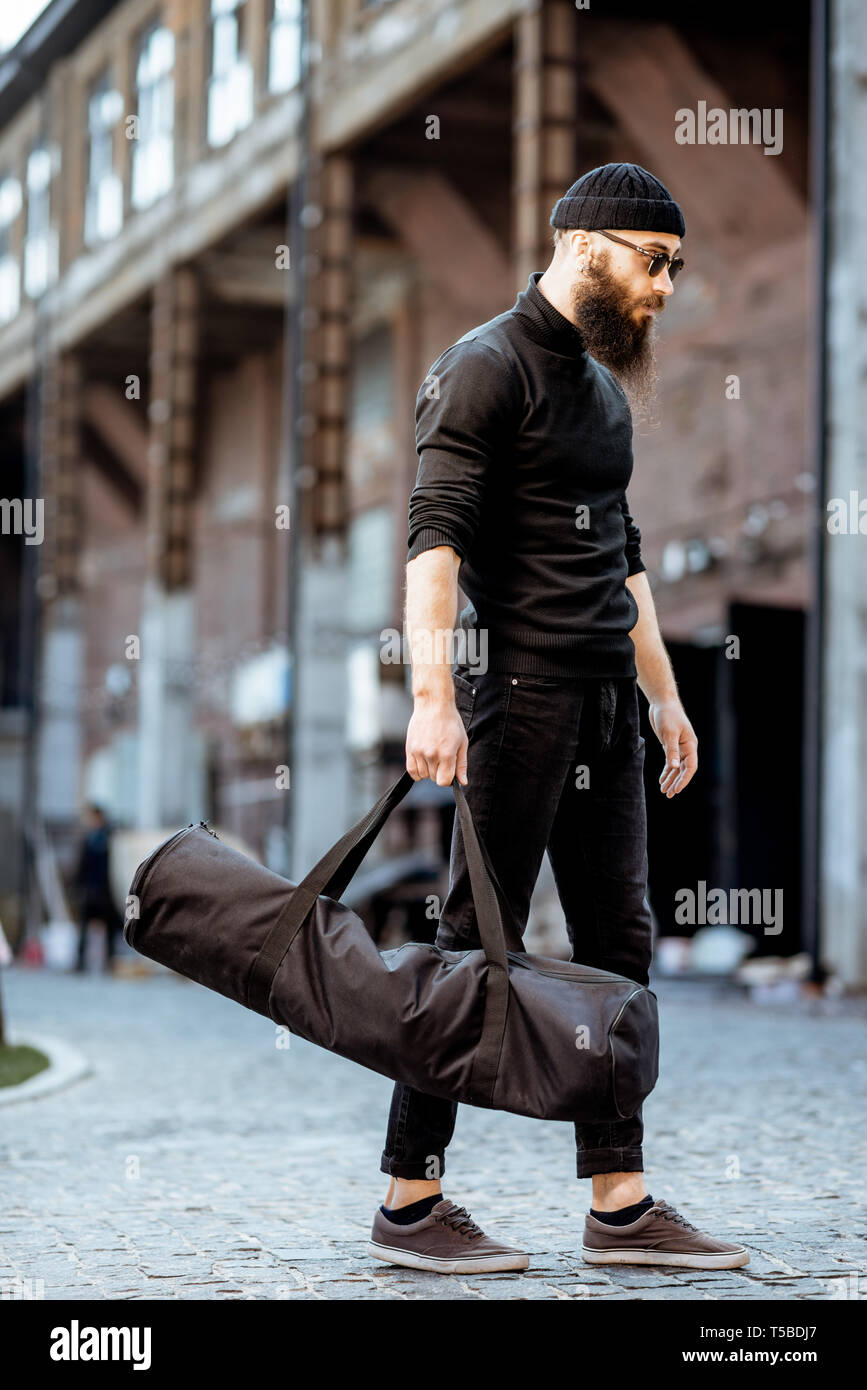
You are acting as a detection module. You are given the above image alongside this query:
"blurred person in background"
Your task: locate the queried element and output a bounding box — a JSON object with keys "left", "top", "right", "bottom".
{"left": 73, "top": 804, "right": 123, "bottom": 974}
{"left": 368, "top": 164, "right": 750, "bottom": 1276}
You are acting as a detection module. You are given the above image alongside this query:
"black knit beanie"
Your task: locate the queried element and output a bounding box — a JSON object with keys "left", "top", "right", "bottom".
{"left": 550, "top": 163, "right": 685, "bottom": 238}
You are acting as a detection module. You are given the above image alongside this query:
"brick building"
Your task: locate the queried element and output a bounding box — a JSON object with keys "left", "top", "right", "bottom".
{"left": 0, "top": 0, "right": 864, "bottom": 984}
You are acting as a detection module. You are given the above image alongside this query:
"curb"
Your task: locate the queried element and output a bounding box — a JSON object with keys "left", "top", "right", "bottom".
{"left": 0, "top": 1031, "right": 92, "bottom": 1107}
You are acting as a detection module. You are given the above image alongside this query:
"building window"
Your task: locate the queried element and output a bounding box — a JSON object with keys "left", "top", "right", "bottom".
{"left": 23, "top": 145, "right": 58, "bottom": 299}
{"left": 207, "top": 0, "right": 253, "bottom": 148}
{"left": 0, "top": 174, "right": 22, "bottom": 324}
{"left": 85, "top": 71, "right": 124, "bottom": 246}
{"left": 268, "top": 0, "right": 302, "bottom": 95}
{"left": 131, "top": 22, "right": 175, "bottom": 210}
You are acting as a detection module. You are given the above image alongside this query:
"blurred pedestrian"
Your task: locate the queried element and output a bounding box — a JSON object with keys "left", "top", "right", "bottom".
{"left": 73, "top": 804, "right": 122, "bottom": 973}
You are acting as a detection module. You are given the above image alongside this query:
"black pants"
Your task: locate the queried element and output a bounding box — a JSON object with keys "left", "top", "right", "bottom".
{"left": 380, "top": 667, "right": 654, "bottom": 1181}
{"left": 77, "top": 893, "right": 123, "bottom": 971}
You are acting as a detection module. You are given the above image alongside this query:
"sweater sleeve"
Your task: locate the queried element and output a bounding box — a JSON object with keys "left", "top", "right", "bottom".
{"left": 407, "top": 340, "right": 518, "bottom": 563}
{"left": 620, "top": 492, "right": 646, "bottom": 576}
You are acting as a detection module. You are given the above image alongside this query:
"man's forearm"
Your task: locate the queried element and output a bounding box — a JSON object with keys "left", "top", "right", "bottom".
{"left": 627, "top": 570, "right": 699, "bottom": 796}
{"left": 405, "top": 545, "right": 462, "bottom": 705}
{"left": 626, "top": 571, "right": 679, "bottom": 705}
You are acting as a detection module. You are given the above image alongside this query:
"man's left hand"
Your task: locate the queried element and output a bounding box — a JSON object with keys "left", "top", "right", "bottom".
{"left": 648, "top": 698, "right": 698, "bottom": 798}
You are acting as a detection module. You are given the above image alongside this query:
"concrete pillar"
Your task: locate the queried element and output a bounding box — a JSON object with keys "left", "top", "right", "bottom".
{"left": 138, "top": 266, "right": 199, "bottom": 828}
{"left": 288, "top": 533, "right": 350, "bottom": 882}
{"left": 285, "top": 155, "right": 353, "bottom": 877}
{"left": 37, "top": 354, "right": 84, "bottom": 824}
{"left": 37, "top": 598, "right": 85, "bottom": 821}
{"left": 513, "top": 0, "right": 578, "bottom": 289}
{"left": 137, "top": 580, "right": 196, "bottom": 827}
{"left": 821, "top": 0, "right": 867, "bottom": 986}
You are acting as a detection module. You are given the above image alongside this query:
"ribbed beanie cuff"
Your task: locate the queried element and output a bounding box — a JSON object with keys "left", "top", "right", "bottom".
{"left": 550, "top": 163, "right": 685, "bottom": 237}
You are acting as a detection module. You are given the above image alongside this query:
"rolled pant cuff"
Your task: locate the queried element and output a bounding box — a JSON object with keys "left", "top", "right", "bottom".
{"left": 576, "top": 1147, "right": 644, "bottom": 1179}
{"left": 380, "top": 1152, "right": 446, "bottom": 1180}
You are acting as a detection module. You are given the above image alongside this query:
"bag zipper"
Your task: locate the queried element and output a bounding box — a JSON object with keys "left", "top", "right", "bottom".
{"left": 506, "top": 952, "right": 626, "bottom": 984}
{"left": 389, "top": 941, "right": 624, "bottom": 985}
{"left": 131, "top": 823, "right": 211, "bottom": 904}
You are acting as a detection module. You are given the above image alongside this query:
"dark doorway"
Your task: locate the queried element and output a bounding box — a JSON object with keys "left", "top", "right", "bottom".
{"left": 643, "top": 606, "right": 804, "bottom": 958}
{"left": 642, "top": 641, "right": 722, "bottom": 935}
{"left": 729, "top": 601, "right": 804, "bottom": 957}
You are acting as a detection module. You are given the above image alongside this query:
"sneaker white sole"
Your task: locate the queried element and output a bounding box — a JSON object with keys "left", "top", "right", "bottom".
{"left": 581, "top": 1244, "right": 749, "bottom": 1269}
{"left": 366, "top": 1240, "right": 530, "bottom": 1275}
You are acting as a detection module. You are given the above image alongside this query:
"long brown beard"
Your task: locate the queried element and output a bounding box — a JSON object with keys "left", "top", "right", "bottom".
{"left": 571, "top": 256, "right": 663, "bottom": 430}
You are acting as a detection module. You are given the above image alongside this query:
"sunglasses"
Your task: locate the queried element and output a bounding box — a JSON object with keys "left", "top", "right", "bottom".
{"left": 597, "top": 230, "right": 685, "bottom": 281}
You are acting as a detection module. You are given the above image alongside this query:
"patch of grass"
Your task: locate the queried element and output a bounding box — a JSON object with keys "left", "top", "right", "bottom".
{"left": 0, "top": 1043, "right": 51, "bottom": 1089}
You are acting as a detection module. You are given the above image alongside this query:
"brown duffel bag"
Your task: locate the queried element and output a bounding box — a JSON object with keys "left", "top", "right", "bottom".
{"left": 124, "top": 771, "right": 658, "bottom": 1123}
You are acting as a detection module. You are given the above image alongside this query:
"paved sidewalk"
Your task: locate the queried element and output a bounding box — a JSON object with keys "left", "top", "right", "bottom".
{"left": 1, "top": 966, "right": 865, "bottom": 1301}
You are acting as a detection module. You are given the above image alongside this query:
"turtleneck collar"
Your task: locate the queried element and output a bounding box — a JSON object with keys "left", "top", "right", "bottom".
{"left": 512, "top": 270, "right": 587, "bottom": 357}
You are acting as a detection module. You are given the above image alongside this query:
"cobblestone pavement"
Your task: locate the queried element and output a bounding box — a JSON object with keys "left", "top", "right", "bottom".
{"left": 1, "top": 965, "right": 866, "bottom": 1301}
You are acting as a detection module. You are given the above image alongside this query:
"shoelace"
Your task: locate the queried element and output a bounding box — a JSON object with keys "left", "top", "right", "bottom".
{"left": 434, "top": 1204, "right": 484, "bottom": 1241}
{"left": 655, "top": 1200, "right": 699, "bottom": 1232}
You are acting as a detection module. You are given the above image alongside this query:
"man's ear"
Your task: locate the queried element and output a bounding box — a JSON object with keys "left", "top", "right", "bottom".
{"left": 566, "top": 228, "right": 591, "bottom": 270}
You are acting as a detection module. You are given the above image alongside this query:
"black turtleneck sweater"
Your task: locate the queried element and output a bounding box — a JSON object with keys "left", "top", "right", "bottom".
{"left": 406, "top": 271, "right": 646, "bottom": 677}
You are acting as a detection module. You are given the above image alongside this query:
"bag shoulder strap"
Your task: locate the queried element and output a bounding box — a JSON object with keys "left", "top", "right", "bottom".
{"left": 246, "top": 773, "right": 519, "bottom": 1105}
{"left": 246, "top": 770, "right": 416, "bottom": 1015}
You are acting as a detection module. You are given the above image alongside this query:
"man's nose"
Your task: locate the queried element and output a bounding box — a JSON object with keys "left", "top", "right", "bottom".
{"left": 653, "top": 269, "right": 675, "bottom": 296}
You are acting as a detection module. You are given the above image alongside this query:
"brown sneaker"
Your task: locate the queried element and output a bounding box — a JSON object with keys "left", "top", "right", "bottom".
{"left": 582, "top": 1198, "right": 749, "bottom": 1269}
{"left": 367, "top": 1198, "right": 530, "bottom": 1274}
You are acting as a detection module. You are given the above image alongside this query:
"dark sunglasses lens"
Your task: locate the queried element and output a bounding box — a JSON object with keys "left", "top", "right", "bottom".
{"left": 648, "top": 255, "right": 684, "bottom": 280}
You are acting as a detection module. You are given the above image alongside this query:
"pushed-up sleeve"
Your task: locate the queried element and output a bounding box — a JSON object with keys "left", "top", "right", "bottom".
{"left": 407, "top": 340, "right": 517, "bottom": 563}
{"left": 620, "top": 492, "right": 646, "bottom": 577}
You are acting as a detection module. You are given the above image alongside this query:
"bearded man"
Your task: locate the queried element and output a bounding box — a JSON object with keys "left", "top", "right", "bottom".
{"left": 367, "top": 164, "right": 749, "bottom": 1275}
